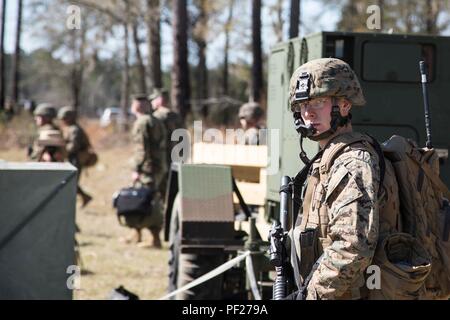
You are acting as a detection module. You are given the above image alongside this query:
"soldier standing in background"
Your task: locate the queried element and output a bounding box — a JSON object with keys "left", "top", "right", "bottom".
{"left": 238, "top": 102, "right": 266, "bottom": 145}
{"left": 125, "top": 94, "right": 167, "bottom": 248}
{"left": 149, "top": 88, "right": 184, "bottom": 198}
{"left": 28, "top": 103, "right": 61, "bottom": 161}
{"left": 58, "top": 106, "right": 93, "bottom": 208}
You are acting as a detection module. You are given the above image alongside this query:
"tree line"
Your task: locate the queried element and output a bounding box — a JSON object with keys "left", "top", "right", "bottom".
{"left": 0, "top": 0, "right": 448, "bottom": 124}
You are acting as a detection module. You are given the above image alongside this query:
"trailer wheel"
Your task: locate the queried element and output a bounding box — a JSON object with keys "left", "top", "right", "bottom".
{"left": 176, "top": 252, "right": 226, "bottom": 300}
{"left": 168, "top": 194, "right": 181, "bottom": 298}
{"left": 167, "top": 194, "right": 226, "bottom": 300}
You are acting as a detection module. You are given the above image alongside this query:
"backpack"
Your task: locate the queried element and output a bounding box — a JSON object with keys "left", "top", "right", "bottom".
{"left": 373, "top": 135, "right": 450, "bottom": 300}
{"left": 316, "top": 133, "right": 450, "bottom": 300}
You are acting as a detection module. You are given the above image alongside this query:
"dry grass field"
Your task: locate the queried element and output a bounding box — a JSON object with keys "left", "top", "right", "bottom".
{"left": 0, "top": 118, "right": 169, "bottom": 300}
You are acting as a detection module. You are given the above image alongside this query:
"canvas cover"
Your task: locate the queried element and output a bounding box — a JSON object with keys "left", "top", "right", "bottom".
{"left": 0, "top": 161, "right": 77, "bottom": 300}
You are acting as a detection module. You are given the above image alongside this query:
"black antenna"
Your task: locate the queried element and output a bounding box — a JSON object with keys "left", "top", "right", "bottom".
{"left": 419, "top": 61, "right": 433, "bottom": 149}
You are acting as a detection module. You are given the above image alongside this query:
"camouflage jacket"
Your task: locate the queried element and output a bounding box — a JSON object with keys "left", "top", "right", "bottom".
{"left": 29, "top": 123, "right": 62, "bottom": 160}
{"left": 293, "top": 132, "right": 380, "bottom": 300}
{"left": 62, "top": 124, "right": 90, "bottom": 163}
{"left": 244, "top": 126, "right": 266, "bottom": 146}
{"left": 131, "top": 114, "right": 167, "bottom": 186}
{"left": 152, "top": 107, "right": 184, "bottom": 167}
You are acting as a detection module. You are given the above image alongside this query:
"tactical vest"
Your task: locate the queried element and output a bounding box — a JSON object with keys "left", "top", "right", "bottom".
{"left": 293, "top": 132, "right": 383, "bottom": 299}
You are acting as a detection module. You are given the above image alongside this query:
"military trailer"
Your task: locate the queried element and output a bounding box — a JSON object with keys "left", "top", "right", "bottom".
{"left": 164, "top": 31, "right": 450, "bottom": 300}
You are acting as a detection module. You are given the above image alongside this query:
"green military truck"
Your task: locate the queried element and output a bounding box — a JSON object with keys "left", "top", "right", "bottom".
{"left": 164, "top": 31, "right": 450, "bottom": 300}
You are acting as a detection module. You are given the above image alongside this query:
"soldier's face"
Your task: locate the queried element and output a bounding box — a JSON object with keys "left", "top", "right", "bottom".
{"left": 152, "top": 96, "right": 163, "bottom": 109}
{"left": 299, "top": 97, "right": 333, "bottom": 134}
{"left": 35, "top": 116, "right": 48, "bottom": 126}
{"left": 299, "top": 97, "right": 351, "bottom": 136}
{"left": 131, "top": 100, "right": 142, "bottom": 115}
{"left": 240, "top": 118, "right": 248, "bottom": 129}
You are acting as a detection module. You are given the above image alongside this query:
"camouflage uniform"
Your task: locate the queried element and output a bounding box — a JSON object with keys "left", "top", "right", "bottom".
{"left": 292, "top": 134, "right": 380, "bottom": 300}
{"left": 36, "top": 128, "right": 67, "bottom": 162}
{"left": 29, "top": 104, "right": 62, "bottom": 161}
{"left": 239, "top": 102, "right": 266, "bottom": 146}
{"left": 62, "top": 124, "right": 91, "bottom": 165}
{"left": 152, "top": 107, "right": 184, "bottom": 172}
{"left": 289, "top": 58, "right": 380, "bottom": 300}
{"left": 150, "top": 88, "right": 184, "bottom": 198}
{"left": 58, "top": 106, "right": 93, "bottom": 206}
{"left": 129, "top": 113, "right": 167, "bottom": 230}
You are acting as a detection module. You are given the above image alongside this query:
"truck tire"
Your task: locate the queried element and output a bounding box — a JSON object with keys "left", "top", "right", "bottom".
{"left": 168, "top": 194, "right": 181, "bottom": 297}
{"left": 167, "top": 194, "right": 226, "bottom": 300}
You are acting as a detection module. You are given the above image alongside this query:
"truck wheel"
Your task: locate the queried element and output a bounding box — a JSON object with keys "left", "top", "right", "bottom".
{"left": 168, "top": 194, "right": 181, "bottom": 298}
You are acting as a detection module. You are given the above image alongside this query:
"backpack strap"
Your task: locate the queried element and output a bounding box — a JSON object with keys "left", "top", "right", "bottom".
{"left": 319, "top": 132, "right": 385, "bottom": 198}
{"left": 319, "top": 132, "right": 368, "bottom": 180}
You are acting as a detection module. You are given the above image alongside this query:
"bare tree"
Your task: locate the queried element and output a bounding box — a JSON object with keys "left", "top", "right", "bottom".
{"left": 12, "top": 0, "right": 23, "bottom": 109}
{"left": 172, "top": 0, "right": 190, "bottom": 119}
{"left": 0, "top": 0, "right": 6, "bottom": 111}
{"left": 120, "top": 0, "right": 130, "bottom": 126}
{"left": 70, "top": 27, "right": 87, "bottom": 112}
{"left": 269, "top": 0, "right": 283, "bottom": 43}
{"left": 251, "top": 0, "right": 263, "bottom": 103}
{"left": 132, "top": 21, "right": 147, "bottom": 94}
{"left": 289, "top": 0, "right": 300, "bottom": 39}
{"left": 192, "top": 0, "right": 208, "bottom": 100}
{"left": 147, "top": 0, "right": 162, "bottom": 91}
{"left": 223, "top": 0, "right": 235, "bottom": 96}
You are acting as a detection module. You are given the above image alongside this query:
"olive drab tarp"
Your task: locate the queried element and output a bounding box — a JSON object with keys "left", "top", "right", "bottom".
{"left": 0, "top": 161, "right": 77, "bottom": 300}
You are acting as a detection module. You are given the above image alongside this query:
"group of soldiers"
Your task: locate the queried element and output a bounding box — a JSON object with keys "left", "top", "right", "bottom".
{"left": 125, "top": 89, "right": 267, "bottom": 248}
{"left": 29, "top": 103, "right": 93, "bottom": 207}
{"left": 27, "top": 87, "right": 265, "bottom": 250}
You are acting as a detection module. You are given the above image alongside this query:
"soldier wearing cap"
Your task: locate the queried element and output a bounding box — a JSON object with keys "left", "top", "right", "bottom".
{"left": 238, "top": 101, "right": 266, "bottom": 145}
{"left": 287, "top": 58, "right": 381, "bottom": 300}
{"left": 28, "top": 103, "right": 62, "bottom": 161}
{"left": 58, "top": 106, "right": 93, "bottom": 207}
{"left": 125, "top": 93, "right": 167, "bottom": 248}
{"left": 149, "top": 88, "right": 184, "bottom": 197}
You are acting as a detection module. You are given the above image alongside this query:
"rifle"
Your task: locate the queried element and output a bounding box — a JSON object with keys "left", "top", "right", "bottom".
{"left": 269, "top": 176, "right": 291, "bottom": 300}
{"left": 419, "top": 60, "right": 433, "bottom": 149}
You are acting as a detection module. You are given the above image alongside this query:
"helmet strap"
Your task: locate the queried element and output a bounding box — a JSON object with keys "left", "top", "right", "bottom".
{"left": 309, "top": 101, "right": 352, "bottom": 142}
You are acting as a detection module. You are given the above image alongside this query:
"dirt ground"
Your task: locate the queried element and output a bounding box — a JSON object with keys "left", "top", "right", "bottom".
{"left": 0, "top": 120, "right": 169, "bottom": 300}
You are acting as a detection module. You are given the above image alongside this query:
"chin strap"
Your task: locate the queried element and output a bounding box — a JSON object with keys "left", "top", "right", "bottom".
{"left": 309, "top": 106, "right": 352, "bottom": 141}
{"left": 293, "top": 103, "right": 352, "bottom": 164}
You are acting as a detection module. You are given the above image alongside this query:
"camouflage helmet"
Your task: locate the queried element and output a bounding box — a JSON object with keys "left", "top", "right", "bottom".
{"left": 57, "top": 106, "right": 77, "bottom": 120}
{"left": 149, "top": 88, "right": 169, "bottom": 101}
{"left": 289, "top": 58, "right": 366, "bottom": 110}
{"left": 37, "top": 129, "right": 66, "bottom": 147}
{"left": 239, "top": 102, "right": 264, "bottom": 122}
{"left": 34, "top": 103, "right": 57, "bottom": 119}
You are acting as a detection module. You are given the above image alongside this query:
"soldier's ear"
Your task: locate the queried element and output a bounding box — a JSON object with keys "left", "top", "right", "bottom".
{"left": 339, "top": 98, "right": 352, "bottom": 116}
